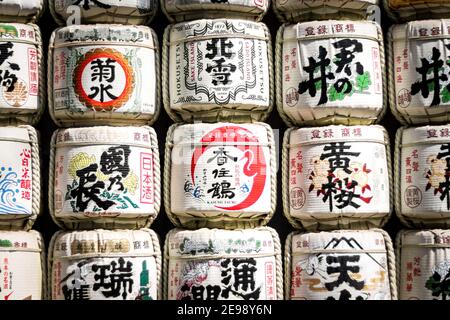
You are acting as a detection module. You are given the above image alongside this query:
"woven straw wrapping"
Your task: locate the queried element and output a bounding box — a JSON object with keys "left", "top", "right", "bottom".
{"left": 276, "top": 21, "right": 387, "bottom": 127}
{"left": 388, "top": 20, "right": 450, "bottom": 125}
{"left": 0, "top": 230, "right": 46, "bottom": 300}
{"left": 161, "top": 0, "right": 269, "bottom": 23}
{"left": 282, "top": 125, "right": 393, "bottom": 231}
{"left": 0, "top": 126, "right": 41, "bottom": 231}
{"left": 0, "top": 0, "right": 45, "bottom": 23}
{"left": 49, "top": 126, "right": 161, "bottom": 230}
{"left": 383, "top": 0, "right": 450, "bottom": 22}
{"left": 163, "top": 227, "right": 283, "bottom": 300}
{"left": 164, "top": 122, "right": 277, "bottom": 230}
{"left": 394, "top": 125, "right": 450, "bottom": 228}
{"left": 162, "top": 19, "right": 274, "bottom": 123}
{"left": 0, "top": 23, "right": 45, "bottom": 126}
{"left": 48, "top": 24, "right": 160, "bottom": 127}
{"left": 49, "top": 0, "right": 157, "bottom": 25}
{"left": 273, "top": 0, "right": 379, "bottom": 23}
{"left": 48, "top": 228, "right": 162, "bottom": 300}
{"left": 396, "top": 229, "right": 450, "bottom": 300}
{"left": 284, "top": 229, "right": 397, "bottom": 300}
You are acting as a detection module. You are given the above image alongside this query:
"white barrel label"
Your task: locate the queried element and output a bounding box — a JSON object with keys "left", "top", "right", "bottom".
{"left": 171, "top": 124, "right": 271, "bottom": 214}
{"left": 289, "top": 231, "right": 392, "bottom": 300}
{"left": 0, "top": 24, "right": 39, "bottom": 110}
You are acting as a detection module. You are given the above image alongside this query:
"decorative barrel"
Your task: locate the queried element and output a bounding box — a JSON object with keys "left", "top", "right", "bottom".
{"left": 276, "top": 21, "right": 386, "bottom": 127}
{"left": 49, "top": 228, "right": 161, "bottom": 300}
{"left": 384, "top": 0, "right": 450, "bottom": 21}
{"left": 164, "top": 227, "right": 282, "bottom": 300}
{"left": 0, "top": 0, "right": 44, "bottom": 23}
{"left": 50, "top": 0, "right": 158, "bottom": 25}
{"left": 0, "top": 126, "right": 40, "bottom": 231}
{"left": 161, "top": 0, "right": 269, "bottom": 22}
{"left": 395, "top": 125, "right": 450, "bottom": 228}
{"left": 0, "top": 23, "right": 44, "bottom": 125}
{"left": 49, "top": 126, "right": 160, "bottom": 230}
{"left": 389, "top": 20, "right": 450, "bottom": 125}
{"left": 283, "top": 125, "right": 392, "bottom": 230}
{"left": 49, "top": 24, "right": 160, "bottom": 127}
{"left": 163, "top": 19, "right": 273, "bottom": 123}
{"left": 285, "top": 229, "right": 397, "bottom": 300}
{"left": 274, "top": 0, "right": 380, "bottom": 23}
{"left": 165, "top": 122, "right": 276, "bottom": 229}
{"left": 397, "top": 229, "right": 450, "bottom": 300}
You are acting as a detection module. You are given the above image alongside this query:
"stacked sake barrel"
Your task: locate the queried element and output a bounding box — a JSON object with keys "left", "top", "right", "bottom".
{"left": 161, "top": 1, "right": 283, "bottom": 300}
{"left": 46, "top": 1, "right": 162, "bottom": 300}
{"left": 274, "top": 1, "right": 398, "bottom": 300}
{"left": 0, "top": 0, "right": 45, "bottom": 300}
{"left": 385, "top": 1, "right": 450, "bottom": 300}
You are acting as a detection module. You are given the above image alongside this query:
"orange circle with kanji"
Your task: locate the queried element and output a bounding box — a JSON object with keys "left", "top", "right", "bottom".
{"left": 74, "top": 48, "right": 135, "bottom": 112}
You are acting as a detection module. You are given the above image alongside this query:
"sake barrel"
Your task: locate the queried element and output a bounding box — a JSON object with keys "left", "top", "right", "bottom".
{"left": 49, "top": 228, "right": 161, "bottom": 300}
{"left": 161, "top": 0, "right": 269, "bottom": 22}
{"left": 49, "top": 126, "right": 160, "bottom": 230}
{"left": 274, "top": 0, "right": 380, "bottom": 23}
{"left": 384, "top": 0, "right": 450, "bottom": 22}
{"left": 0, "top": 0, "right": 44, "bottom": 23}
{"left": 49, "top": 24, "right": 160, "bottom": 127}
{"left": 163, "top": 19, "right": 273, "bottom": 123}
{"left": 165, "top": 122, "right": 276, "bottom": 229}
{"left": 0, "top": 230, "right": 45, "bottom": 300}
{"left": 164, "top": 227, "right": 282, "bottom": 300}
{"left": 283, "top": 125, "right": 392, "bottom": 230}
{"left": 285, "top": 229, "right": 397, "bottom": 300}
{"left": 276, "top": 21, "right": 386, "bottom": 127}
{"left": 395, "top": 125, "right": 450, "bottom": 228}
{"left": 50, "top": 0, "right": 157, "bottom": 25}
{"left": 0, "top": 24, "right": 44, "bottom": 125}
{"left": 389, "top": 20, "right": 450, "bottom": 125}
{"left": 0, "top": 126, "right": 40, "bottom": 231}
{"left": 397, "top": 229, "right": 450, "bottom": 300}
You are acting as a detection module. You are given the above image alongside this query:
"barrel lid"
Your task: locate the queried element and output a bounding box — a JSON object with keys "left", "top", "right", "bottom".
{"left": 53, "top": 24, "right": 155, "bottom": 46}
{"left": 402, "top": 125, "right": 450, "bottom": 145}
{"left": 172, "top": 123, "right": 269, "bottom": 146}
{"left": 401, "top": 229, "right": 450, "bottom": 247}
{"left": 289, "top": 125, "right": 385, "bottom": 146}
{"left": 53, "top": 229, "right": 157, "bottom": 258}
{"left": 392, "top": 19, "right": 450, "bottom": 41}
{"left": 168, "top": 228, "right": 276, "bottom": 258}
{"left": 0, "top": 23, "right": 37, "bottom": 41}
{"left": 0, "top": 230, "right": 41, "bottom": 251}
{"left": 291, "top": 230, "right": 387, "bottom": 254}
{"left": 283, "top": 20, "right": 379, "bottom": 41}
{"left": 169, "top": 19, "right": 267, "bottom": 42}
{"left": 0, "top": 127, "right": 31, "bottom": 143}
{"left": 54, "top": 126, "right": 156, "bottom": 148}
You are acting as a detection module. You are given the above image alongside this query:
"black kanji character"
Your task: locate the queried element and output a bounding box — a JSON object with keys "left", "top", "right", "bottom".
{"left": 298, "top": 46, "right": 335, "bottom": 105}
{"left": 411, "top": 47, "right": 449, "bottom": 107}
{"left": 320, "top": 142, "right": 360, "bottom": 173}
{"left": 62, "top": 285, "right": 90, "bottom": 300}
{"left": 88, "top": 58, "right": 118, "bottom": 102}
{"left": 220, "top": 258, "right": 261, "bottom": 300}
{"left": 326, "top": 289, "right": 364, "bottom": 300}
{"left": 100, "top": 145, "right": 131, "bottom": 177}
{"left": 92, "top": 257, "right": 134, "bottom": 300}
{"left": 212, "top": 168, "right": 232, "bottom": 179}
{"left": 206, "top": 57, "right": 237, "bottom": 86}
{"left": 72, "top": 0, "right": 111, "bottom": 10}
{"left": 437, "top": 143, "right": 450, "bottom": 209}
{"left": 191, "top": 285, "right": 222, "bottom": 300}
{"left": 207, "top": 181, "right": 235, "bottom": 199}
{"left": 70, "top": 163, "right": 115, "bottom": 211}
{"left": 325, "top": 255, "right": 365, "bottom": 291}
{"left": 207, "top": 147, "right": 237, "bottom": 166}
{"left": 332, "top": 39, "right": 364, "bottom": 76}
{"left": 205, "top": 38, "right": 234, "bottom": 60}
